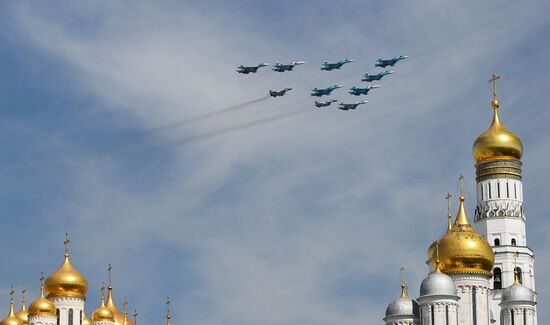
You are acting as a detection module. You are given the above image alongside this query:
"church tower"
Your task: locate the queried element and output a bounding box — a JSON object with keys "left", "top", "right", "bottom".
{"left": 472, "top": 74, "right": 537, "bottom": 324}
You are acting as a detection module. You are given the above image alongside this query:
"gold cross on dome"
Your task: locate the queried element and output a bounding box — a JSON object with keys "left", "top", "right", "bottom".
{"left": 445, "top": 193, "right": 452, "bottom": 214}
{"left": 489, "top": 73, "right": 501, "bottom": 101}
{"left": 9, "top": 286, "right": 14, "bottom": 302}
{"left": 458, "top": 175, "right": 465, "bottom": 196}
{"left": 21, "top": 287, "right": 26, "bottom": 304}
{"left": 133, "top": 309, "right": 138, "bottom": 324}
{"left": 108, "top": 264, "right": 112, "bottom": 285}
{"left": 64, "top": 233, "right": 70, "bottom": 255}
{"left": 166, "top": 296, "right": 171, "bottom": 316}
{"left": 123, "top": 297, "right": 128, "bottom": 314}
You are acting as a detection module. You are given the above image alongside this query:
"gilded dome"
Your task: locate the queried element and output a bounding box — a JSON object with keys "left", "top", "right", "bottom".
{"left": 45, "top": 253, "right": 88, "bottom": 299}
{"left": 473, "top": 100, "right": 523, "bottom": 163}
{"left": 106, "top": 285, "right": 134, "bottom": 325}
{"left": 28, "top": 289, "right": 56, "bottom": 318}
{"left": 1, "top": 301, "right": 23, "bottom": 325}
{"left": 93, "top": 294, "right": 115, "bottom": 323}
{"left": 82, "top": 314, "right": 92, "bottom": 325}
{"left": 14, "top": 299, "right": 27, "bottom": 325}
{"left": 436, "top": 195, "right": 494, "bottom": 276}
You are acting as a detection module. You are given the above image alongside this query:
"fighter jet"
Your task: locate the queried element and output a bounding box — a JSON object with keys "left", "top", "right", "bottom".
{"left": 314, "top": 99, "right": 338, "bottom": 108}
{"left": 349, "top": 85, "right": 380, "bottom": 96}
{"left": 362, "top": 70, "right": 394, "bottom": 82}
{"left": 375, "top": 56, "right": 408, "bottom": 68}
{"left": 338, "top": 101, "right": 368, "bottom": 111}
{"left": 269, "top": 88, "right": 292, "bottom": 97}
{"left": 311, "top": 85, "right": 343, "bottom": 97}
{"left": 272, "top": 61, "right": 306, "bottom": 72}
{"left": 237, "top": 63, "right": 270, "bottom": 74}
{"left": 321, "top": 59, "right": 354, "bottom": 71}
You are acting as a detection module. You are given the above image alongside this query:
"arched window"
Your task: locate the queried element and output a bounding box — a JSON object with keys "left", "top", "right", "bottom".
{"left": 431, "top": 305, "right": 435, "bottom": 325}
{"left": 68, "top": 309, "right": 73, "bottom": 325}
{"left": 56, "top": 309, "right": 60, "bottom": 325}
{"left": 80, "top": 310, "right": 83, "bottom": 325}
{"left": 472, "top": 287, "right": 477, "bottom": 325}
{"left": 493, "top": 268, "right": 502, "bottom": 289}
{"left": 494, "top": 238, "right": 500, "bottom": 246}
{"left": 515, "top": 267, "right": 523, "bottom": 284}
{"left": 511, "top": 238, "right": 517, "bottom": 246}
{"left": 511, "top": 309, "right": 515, "bottom": 325}
{"left": 524, "top": 309, "right": 527, "bottom": 325}
{"left": 446, "top": 305, "right": 449, "bottom": 325}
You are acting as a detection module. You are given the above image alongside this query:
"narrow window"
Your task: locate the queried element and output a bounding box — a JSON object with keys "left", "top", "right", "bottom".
{"left": 489, "top": 184, "right": 492, "bottom": 199}
{"left": 506, "top": 182, "right": 510, "bottom": 198}
{"left": 514, "top": 184, "right": 517, "bottom": 199}
{"left": 512, "top": 238, "right": 517, "bottom": 246}
{"left": 497, "top": 182, "right": 501, "bottom": 198}
{"left": 80, "top": 310, "right": 83, "bottom": 325}
{"left": 515, "top": 267, "right": 523, "bottom": 284}
{"left": 472, "top": 287, "right": 477, "bottom": 325}
{"left": 524, "top": 309, "right": 527, "bottom": 325}
{"left": 69, "top": 309, "right": 73, "bottom": 325}
{"left": 494, "top": 238, "right": 500, "bottom": 246}
{"left": 56, "top": 309, "right": 60, "bottom": 325}
{"left": 480, "top": 184, "right": 484, "bottom": 200}
{"left": 431, "top": 305, "right": 435, "bottom": 325}
{"left": 511, "top": 309, "right": 514, "bottom": 325}
{"left": 446, "top": 305, "right": 449, "bottom": 325}
{"left": 493, "top": 268, "right": 502, "bottom": 289}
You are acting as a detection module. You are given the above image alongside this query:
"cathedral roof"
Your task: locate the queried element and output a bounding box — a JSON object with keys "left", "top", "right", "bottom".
{"left": 384, "top": 273, "right": 419, "bottom": 319}
{"left": 435, "top": 195, "right": 494, "bottom": 276}
{"left": 420, "top": 269, "right": 457, "bottom": 297}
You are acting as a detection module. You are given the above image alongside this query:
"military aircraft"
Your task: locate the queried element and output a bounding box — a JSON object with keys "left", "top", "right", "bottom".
{"left": 338, "top": 101, "right": 368, "bottom": 111}
{"left": 272, "top": 61, "right": 306, "bottom": 72}
{"left": 320, "top": 59, "right": 354, "bottom": 71}
{"left": 311, "top": 85, "right": 343, "bottom": 97}
{"left": 349, "top": 85, "right": 380, "bottom": 96}
{"left": 269, "top": 88, "right": 292, "bottom": 97}
{"left": 237, "top": 63, "right": 270, "bottom": 74}
{"left": 362, "top": 70, "right": 394, "bottom": 82}
{"left": 375, "top": 56, "right": 408, "bottom": 68}
{"left": 314, "top": 99, "right": 338, "bottom": 108}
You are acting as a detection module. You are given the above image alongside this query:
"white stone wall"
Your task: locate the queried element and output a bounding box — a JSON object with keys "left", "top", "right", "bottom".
{"left": 49, "top": 297, "right": 85, "bottom": 325}
{"left": 450, "top": 274, "right": 491, "bottom": 325}
{"left": 474, "top": 172, "right": 537, "bottom": 325}
{"left": 29, "top": 315, "right": 57, "bottom": 325}
{"left": 500, "top": 303, "right": 536, "bottom": 325}
{"left": 418, "top": 296, "right": 458, "bottom": 325}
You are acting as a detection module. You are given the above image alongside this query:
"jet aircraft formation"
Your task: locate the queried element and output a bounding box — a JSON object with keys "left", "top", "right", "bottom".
{"left": 236, "top": 55, "right": 408, "bottom": 111}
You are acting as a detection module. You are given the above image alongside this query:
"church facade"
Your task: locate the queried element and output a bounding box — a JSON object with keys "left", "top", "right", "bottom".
{"left": 383, "top": 75, "right": 538, "bottom": 325}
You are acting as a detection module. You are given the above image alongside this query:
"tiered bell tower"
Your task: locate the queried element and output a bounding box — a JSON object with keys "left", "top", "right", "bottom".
{"left": 472, "top": 74, "right": 537, "bottom": 324}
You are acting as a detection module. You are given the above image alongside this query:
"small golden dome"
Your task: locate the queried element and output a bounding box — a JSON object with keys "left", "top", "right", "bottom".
{"left": 435, "top": 195, "right": 494, "bottom": 276}
{"left": 106, "top": 286, "right": 134, "bottom": 325}
{"left": 45, "top": 253, "right": 88, "bottom": 299}
{"left": 28, "top": 285, "right": 56, "bottom": 318}
{"left": 93, "top": 292, "right": 115, "bottom": 323}
{"left": 14, "top": 296, "right": 27, "bottom": 325}
{"left": 82, "top": 314, "right": 92, "bottom": 325}
{"left": 473, "top": 100, "right": 523, "bottom": 163}
{"left": 1, "top": 299, "right": 23, "bottom": 325}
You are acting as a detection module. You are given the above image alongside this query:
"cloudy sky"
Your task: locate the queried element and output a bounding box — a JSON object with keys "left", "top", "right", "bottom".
{"left": 1, "top": 1, "right": 549, "bottom": 324}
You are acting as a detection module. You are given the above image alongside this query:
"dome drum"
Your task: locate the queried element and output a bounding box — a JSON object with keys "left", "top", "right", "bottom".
{"left": 475, "top": 159, "right": 522, "bottom": 182}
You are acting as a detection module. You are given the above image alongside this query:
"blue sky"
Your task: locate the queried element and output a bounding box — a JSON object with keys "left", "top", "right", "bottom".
{"left": 1, "top": 1, "right": 550, "bottom": 324}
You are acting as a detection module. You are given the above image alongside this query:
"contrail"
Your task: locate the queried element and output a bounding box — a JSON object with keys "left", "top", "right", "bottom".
{"left": 147, "top": 96, "right": 271, "bottom": 132}
{"left": 175, "top": 108, "right": 310, "bottom": 145}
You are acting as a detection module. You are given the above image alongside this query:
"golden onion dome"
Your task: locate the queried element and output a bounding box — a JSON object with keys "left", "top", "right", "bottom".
{"left": 92, "top": 292, "right": 115, "bottom": 323}
{"left": 473, "top": 94, "right": 523, "bottom": 163}
{"left": 28, "top": 285, "right": 56, "bottom": 318}
{"left": 45, "top": 253, "right": 88, "bottom": 299}
{"left": 106, "top": 285, "right": 134, "bottom": 325}
{"left": 14, "top": 296, "right": 27, "bottom": 325}
{"left": 435, "top": 195, "right": 494, "bottom": 276}
{"left": 1, "top": 299, "right": 23, "bottom": 325}
{"left": 82, "top": 314, "right": 92, "bottom": 325}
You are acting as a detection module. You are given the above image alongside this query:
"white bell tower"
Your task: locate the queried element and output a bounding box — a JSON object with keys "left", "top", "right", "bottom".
{"left": 473, "top": 74, "right": 537, "bottom": 325}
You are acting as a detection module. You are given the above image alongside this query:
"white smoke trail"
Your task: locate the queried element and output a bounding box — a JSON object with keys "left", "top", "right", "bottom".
{"left": 147, "top": 96, "right": 271, "bottom": 132}
{"left": 174, "top": 108, "right": 311, "bottom": 145}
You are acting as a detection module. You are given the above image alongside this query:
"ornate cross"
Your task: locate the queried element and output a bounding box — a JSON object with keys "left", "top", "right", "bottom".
{"left": 100, "top": 282, "right": 106, "bottom": 301}
{"left": 21, "top": 287, "right": 26, "bottom": 304}
{"left": 166, "top": 296, "right": 171, "bottom": 317}
{"left": 458, "top": 175, "right": 465, "bottom": 196}
{"left": 108, "top": 264, "right": 112, "bottom": 285}
{"left": 489, "top": 73, "right": 501, "bottom": 101}
{"left": 123, "top": 297, "right": 128, "bottom": 315}
{"left": 9, "top": 286, "right": 14, "bottom": 303}
{"left": 445, "top": 193, "right": 452, "bottom": 215}
{"left": 400, "top": 267, "right": 405, "bottom": 287}
{"left": 133, "top": 309, "right": 138, "bottom": 325}
{"left": 64, "top": 233, "right": 70, "bottom": 255}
